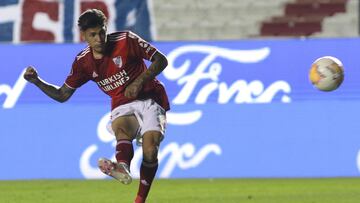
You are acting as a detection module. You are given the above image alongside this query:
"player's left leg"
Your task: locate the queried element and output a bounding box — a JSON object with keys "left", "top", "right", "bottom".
{"left": 134, "top": 130, "right": 162, "bottom": 203}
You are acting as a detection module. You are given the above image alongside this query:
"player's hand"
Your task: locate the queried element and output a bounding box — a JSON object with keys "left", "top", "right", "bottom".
{"left": 23, "top": 66, "right": 39, "bottom": 84}
{"left": 125, "top": 80, "right": 143, "bottom": 99}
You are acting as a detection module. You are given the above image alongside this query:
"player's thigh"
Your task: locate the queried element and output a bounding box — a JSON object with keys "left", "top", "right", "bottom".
{"left": 111, "top": 114, "right": 139, "bottom": 140}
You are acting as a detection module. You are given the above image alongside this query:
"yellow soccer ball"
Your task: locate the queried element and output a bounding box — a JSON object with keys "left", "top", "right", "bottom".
{"left": 309, "top": 56, "right": 344, "bottom": 91}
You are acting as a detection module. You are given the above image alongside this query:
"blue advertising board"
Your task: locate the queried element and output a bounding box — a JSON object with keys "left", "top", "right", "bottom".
{"left": 1, "top": 38, "right": 360, "bottom": 180}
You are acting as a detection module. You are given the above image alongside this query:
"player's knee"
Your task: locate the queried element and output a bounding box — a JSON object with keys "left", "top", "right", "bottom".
{"left": 142, "top": 145, "right": 158, "bottom": 163}
{"left": 114, "top": 127, "right": 133, "bottom": 140}
{"left": 142, "top": 131, "right": 162, "bottom": 162}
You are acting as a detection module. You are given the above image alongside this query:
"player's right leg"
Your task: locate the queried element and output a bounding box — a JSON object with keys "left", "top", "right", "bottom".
{"left": 98, "top": 114, "right": 139, "bottom": 184}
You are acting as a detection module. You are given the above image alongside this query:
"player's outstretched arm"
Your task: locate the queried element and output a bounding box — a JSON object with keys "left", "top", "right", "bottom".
{"left": 144, "top": 51, "right": 168, "bottom": 81}
{"left": 23, "top": 66, "right": 75, "bottom": 103}
{"left": 125, "top": 52, "right": 168, "bottom": 98}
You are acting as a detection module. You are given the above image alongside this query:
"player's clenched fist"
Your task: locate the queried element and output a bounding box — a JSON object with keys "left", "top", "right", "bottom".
{"left": 23, "top": 66, "right": 39, "bottom": 84}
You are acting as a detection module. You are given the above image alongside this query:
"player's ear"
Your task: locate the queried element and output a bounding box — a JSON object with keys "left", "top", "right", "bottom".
{"left": 80, "top": 30, "right": 86, "bottom": 42}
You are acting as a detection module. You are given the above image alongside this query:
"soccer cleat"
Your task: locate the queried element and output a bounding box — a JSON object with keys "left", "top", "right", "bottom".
{"left": 98, "top": 158, "right": 132, "bottom": 185}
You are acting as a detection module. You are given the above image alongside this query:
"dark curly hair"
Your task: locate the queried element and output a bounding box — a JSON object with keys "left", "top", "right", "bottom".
{"left": 78, "top": 9, "right": 107, "bottom": 31}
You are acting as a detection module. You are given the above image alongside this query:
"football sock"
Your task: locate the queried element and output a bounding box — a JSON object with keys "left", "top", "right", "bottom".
{"left": 134, "top": 195, "right": 145, "bottom": 203}
{"left": 115, "top": 139, "right": 134, "bottom": 166}
{"left": 136, "top": 159, "right": 158, "bottom": 202}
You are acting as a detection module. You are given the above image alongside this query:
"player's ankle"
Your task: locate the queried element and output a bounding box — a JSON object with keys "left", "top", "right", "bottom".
{"left": 134, "top": 195, "right": 145, "bottom": 203}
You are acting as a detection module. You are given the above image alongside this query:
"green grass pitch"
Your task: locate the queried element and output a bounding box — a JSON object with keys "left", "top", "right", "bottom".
{"left": 0, "top": 178, "right": 359, "bottom": 203}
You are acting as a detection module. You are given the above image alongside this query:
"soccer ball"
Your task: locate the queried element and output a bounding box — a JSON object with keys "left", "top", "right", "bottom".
{"left": 309, "top": 56, "right": 344, "bottom": 91}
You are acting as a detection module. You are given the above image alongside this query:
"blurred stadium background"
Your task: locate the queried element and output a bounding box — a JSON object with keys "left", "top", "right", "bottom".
{"left": 1, "top": 0, "right": 360, "bottom": 202}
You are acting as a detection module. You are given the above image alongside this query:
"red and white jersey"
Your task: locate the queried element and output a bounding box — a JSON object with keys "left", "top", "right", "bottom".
{"left": 65, "top": 31, "right": 170, "bottom": 111}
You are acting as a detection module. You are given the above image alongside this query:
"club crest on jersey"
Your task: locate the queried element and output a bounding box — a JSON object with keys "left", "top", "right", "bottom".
{"left": 112, "top": 56, "right": 122, "bottom": 68}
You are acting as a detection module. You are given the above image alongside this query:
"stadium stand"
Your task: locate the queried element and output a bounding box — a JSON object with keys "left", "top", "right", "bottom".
{"left": 152, "top": 0, "right": 291, "bottom": 40}
{"left": 312, "top": 0, "right": 358, "bottom": 37}
{"left": 0, "top": 0, "right": 357, "bottom": 42}
{"left": 260, "top": 0, "right": 354, "bottom": 37}
{"left": 152, "top": 0, "right": 358, "bottom": 40}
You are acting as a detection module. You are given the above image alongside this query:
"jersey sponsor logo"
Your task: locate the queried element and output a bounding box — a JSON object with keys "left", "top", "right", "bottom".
{"left": 112, "top": 56, "right": 122, "bottom": 68}
{"left": 96, "top": 70, "right": 130, "bottom": 92}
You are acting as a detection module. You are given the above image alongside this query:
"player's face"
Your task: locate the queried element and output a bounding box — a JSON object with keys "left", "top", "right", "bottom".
{"left": 82, "top": 26, "right": 107, "bottom": 54}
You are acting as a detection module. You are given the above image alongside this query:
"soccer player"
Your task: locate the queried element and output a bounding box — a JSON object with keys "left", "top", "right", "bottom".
{"left": 23, "top": 9, "right": 169, "bottom": 203}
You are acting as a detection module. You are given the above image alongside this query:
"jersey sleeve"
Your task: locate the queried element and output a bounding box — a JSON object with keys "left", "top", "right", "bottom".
{"left": 64, "top": 59, "right": 90, "bottom": 89}
{"left": 127, "top": 31, "right": 157, "bottom": 61}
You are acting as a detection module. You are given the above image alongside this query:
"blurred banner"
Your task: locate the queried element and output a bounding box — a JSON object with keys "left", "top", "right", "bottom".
{"left": 0, "top": 0, "right": 153, "bottom": 42}
{"left": 1, "top": 38, "right": 360, "bottom": 180}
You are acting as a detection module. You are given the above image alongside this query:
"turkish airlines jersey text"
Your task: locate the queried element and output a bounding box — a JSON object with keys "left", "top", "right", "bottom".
{"left": 65, "top": 31, "right": 170, "bottom": 111}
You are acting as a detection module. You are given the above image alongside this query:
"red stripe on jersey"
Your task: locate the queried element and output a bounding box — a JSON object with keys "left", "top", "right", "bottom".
{"left": 76, "top": 47, "right": 91, "bottom": 61}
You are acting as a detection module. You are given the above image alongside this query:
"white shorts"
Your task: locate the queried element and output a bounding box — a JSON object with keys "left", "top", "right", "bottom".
{"left": 110, "top": 99, "right": 167, "bottom": 145}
